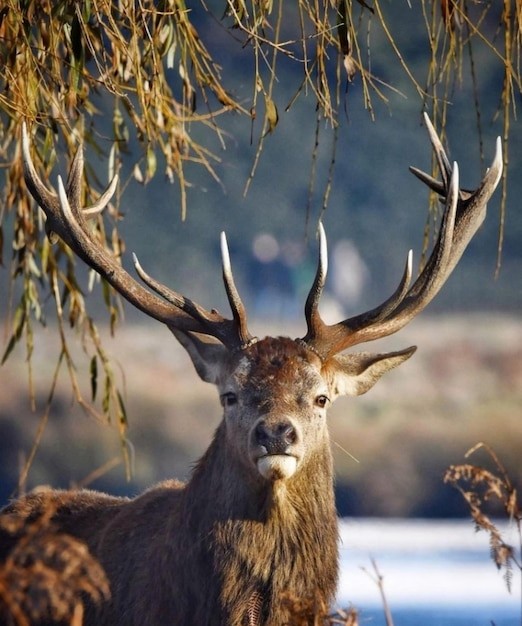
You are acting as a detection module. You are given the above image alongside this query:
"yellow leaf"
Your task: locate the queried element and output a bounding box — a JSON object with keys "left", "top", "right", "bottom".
{"left": 146, "top": 146, "right": 157, "bottom": 182}
{"left": 264, "top": 95, "right": 278, "bottom": 135}
{"left": 133, "top": 163, "right": 144, "bottom": 184}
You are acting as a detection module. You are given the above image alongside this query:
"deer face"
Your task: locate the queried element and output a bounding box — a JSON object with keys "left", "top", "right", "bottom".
{"left": 219, "top": 337, "right": 330, "bottom": 482}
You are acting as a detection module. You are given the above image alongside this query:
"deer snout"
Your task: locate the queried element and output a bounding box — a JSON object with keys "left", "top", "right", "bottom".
{"left": 252, "top": 419, "right": 300, "bottom": 481}
{"left": 254, "top": 420, "right": 297, "bottom": 454}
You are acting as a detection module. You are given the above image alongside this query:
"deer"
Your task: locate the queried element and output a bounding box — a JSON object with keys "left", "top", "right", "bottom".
{"left": 0, "top": 114, "right": 502, "bottom": 625}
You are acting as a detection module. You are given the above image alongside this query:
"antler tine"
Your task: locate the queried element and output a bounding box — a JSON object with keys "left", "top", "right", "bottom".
{"left": 65, "top": 141, "right": 84, "bottom": 206}
{"left": 302, "top": 223, "right": 328, "bottom": 345}
{"left": 84, "top": 173, "right": 119, "bottom": 218}
{"left": 301, "top": 117, "right": 502, "bottom": 359}
{"left": 132, "top": 249, "right": 252, "bottom": 349}
{"left": 132, "top": 253, "right": 186, "bottom": 309}
{"left": 301, "top": 241, "right": 415, "bottom": 358}
{"left": 409, "top": 113, "right": 499, "bottom": 203}
{"left": 354, "top": 249, "right": 414, "bottom": 325}
{"left": 63, "top": 133, "right": 118, "bottom": 218}
{"left": 408, "top": 166, "right": 446, "bottom": 197}
{"left": 54, "top": 173, "right": 163, "bottom": 317}
{"left": 21, "top": 123, "right": 253, "bottom": 349}
{"left": 220, "top": 233, "right": 255, "bottom": 347}
{"left": 403, "top": 161, "right": 459, "bottom": 304}
{"left": 21, "top": 122, "right": 59, "bottom": 214}
{"left": 22, "top": 122, "right": 115, "bottom": 232}
{"left": 422, "top": 112, "right": 452, "bottom": 190}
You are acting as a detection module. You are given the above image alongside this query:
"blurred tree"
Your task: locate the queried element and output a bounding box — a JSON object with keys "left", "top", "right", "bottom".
{"left": 0, "top": 0, "right": 519, "bottom": 447}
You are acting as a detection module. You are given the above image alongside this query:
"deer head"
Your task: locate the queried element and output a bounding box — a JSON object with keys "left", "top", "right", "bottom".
{"left": 21, "top": 115, "right": 502, "bottom": 489}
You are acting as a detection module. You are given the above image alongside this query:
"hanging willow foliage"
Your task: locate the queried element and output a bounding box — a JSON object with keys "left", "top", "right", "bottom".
{"left": 0, "top": 1, "right": 520, "bottom": 458}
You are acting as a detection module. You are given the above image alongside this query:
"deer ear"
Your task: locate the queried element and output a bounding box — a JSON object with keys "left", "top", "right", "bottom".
{"left": 169, "top": 328, "right": 229, "bottom": 384}
{"left": 326, "top": 346, "right": 417, "bottom": 397}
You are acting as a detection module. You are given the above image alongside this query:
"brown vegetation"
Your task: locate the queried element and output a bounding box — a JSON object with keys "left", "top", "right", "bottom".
{"left": 0, "top": 498, "right": 109, "bottom": 625}
{"left": 444, "top": 442, "right": 522, "bottom": 593}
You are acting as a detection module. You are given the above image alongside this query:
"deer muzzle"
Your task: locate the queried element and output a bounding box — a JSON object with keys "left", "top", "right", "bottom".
{"left": 252, "top": 420, "right": 300, "bottom": 481}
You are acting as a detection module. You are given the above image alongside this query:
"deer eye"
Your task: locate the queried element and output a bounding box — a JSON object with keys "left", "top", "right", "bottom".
{"left": 314, "top": 395, "right": 329, "bottom": 408}
{"left": 220, "top": 392, "right": 238, "bottom": 408}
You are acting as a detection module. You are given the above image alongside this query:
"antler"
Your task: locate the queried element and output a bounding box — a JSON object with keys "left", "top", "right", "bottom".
{"left": 302, "top": 113, "right": 503, "bottom": 359}
{"left": 21, "top": 123, "right": 254, "bottom": 350}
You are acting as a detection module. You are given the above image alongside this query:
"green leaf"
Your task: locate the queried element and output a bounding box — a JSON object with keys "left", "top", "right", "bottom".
{"left": 82, "top": 0, "right": 91, "bottom": 22}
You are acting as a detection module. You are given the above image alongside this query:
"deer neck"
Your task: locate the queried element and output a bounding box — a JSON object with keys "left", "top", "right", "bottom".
{"left": 182, "top": 422, "right": 339, "bottom": 624}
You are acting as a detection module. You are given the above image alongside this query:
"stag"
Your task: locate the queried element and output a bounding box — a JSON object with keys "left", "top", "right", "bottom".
{"left": 0, "top": 115, "right": 501, "bottom": 625}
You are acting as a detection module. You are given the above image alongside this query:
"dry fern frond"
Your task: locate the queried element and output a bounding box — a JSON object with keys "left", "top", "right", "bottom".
{"left": 444, "top": 442, "right": 521, "bottom": 593}
{"left": 280, "top": 591, "right": 359, "bottom": 625}
{"left": 328, "top": 606, "right": 359, "bottom": 626}
{"left": 0, "top": 503, "right": 110, "bottom": 625}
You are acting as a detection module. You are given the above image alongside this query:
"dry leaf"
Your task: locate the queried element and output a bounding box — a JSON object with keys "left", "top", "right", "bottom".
{"left": 264, "top": 94, "right": 279, "bottom": 135}
{"left": 343, "top": 55, "right": 357, "bottom": 81}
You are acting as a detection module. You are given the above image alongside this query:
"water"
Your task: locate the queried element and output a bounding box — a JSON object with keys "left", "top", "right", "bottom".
{"left": 356, "top": 607, "right": 519, "bottom": 626}
{"left": 337, "top": 518, "right": 521, "bottom": 625}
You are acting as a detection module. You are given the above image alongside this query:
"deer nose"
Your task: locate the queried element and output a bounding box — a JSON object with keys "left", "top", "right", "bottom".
{"left": 254, "top": 421, "right": 297, "bottom": 454}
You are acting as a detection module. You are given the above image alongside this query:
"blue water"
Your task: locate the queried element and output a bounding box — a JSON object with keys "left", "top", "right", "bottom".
{"left": 356, "top": 606, "right": 519, "bottom": 625}
{"left": 338, "top": 518, "right": 521, "bottom": 626}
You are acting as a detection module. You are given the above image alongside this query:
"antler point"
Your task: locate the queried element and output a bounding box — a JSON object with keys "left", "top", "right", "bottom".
{"left": 451, "top": 161, "right": 460, "bottom": 187}
{"left": 220, "top": 231, "right": 231, "bottom": 273}
{"left": 57, "top": 174, "right": 66, "bottom": 195}
{"left": 21, "top": 121, "right": 29, "bottom": 146}
{"left": 493, "top": 137, "right": 503, "bottom": 175}
{"left": 318, "top": 222, "right": 328, "bottom": 278}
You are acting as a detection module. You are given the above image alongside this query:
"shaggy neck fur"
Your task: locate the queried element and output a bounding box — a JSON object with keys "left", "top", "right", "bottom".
{"left": 181, "top": 422, "right": 339, "bottom": 626}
